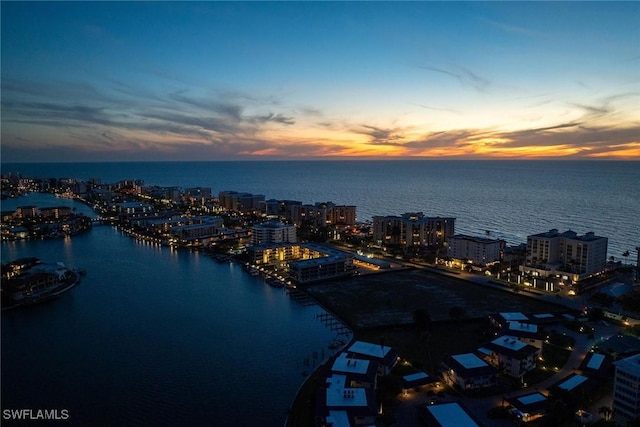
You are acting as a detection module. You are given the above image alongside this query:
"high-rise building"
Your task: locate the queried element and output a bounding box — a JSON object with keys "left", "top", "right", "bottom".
{"left": 251, "top": 221, "right": 297, "bottom": 246}
{"left": 448, "top": 234, "right": 505, "bottom": 266}
{"left": 372, "top": 212, "right": 454, "bottom": 247}
{"left": 613, "top": 353, "right": 640, "bottom": 422}
{"left": 218, "top": 191, "right": 265, "bottom": 213}
{"left": 521, "top": 229, "right": 608, "bottom": 282}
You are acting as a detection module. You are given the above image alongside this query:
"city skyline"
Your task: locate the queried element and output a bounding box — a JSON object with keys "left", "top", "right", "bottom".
{"left": 1, "top": 1, "right": 639, "bottom": 163}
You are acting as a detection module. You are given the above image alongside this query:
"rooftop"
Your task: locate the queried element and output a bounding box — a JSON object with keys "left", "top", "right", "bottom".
{"left": 586, "top": 353, "right": 605, "bottom": 370}
{"left": 500, "top": 312, "right": 528, "bottom": 322}
{"left": 325, "top": 410, "right": 350, "bottom": 427}
{"left": 615, "top": 353, "right": 640, "bottom": 375}
{"left": 452, "top": 353, "right": 488, "bottom": 370}
{"left": 557, "top": 374, "right": 588, "bottom": 391}
{"left": 451, "top": 234, "right": 505, "bottom": 244}
{"left": 347, "top": 341, "right": 392, "bottom": 359}
{"left": 332, "top": 353, "right": 370, "bottom": 375}
{"left": 325, "top": 375, "right": 368, "bottom": 408}
{"left": 491, "top": 335, "right": 527, "bottom": 352}
{"left": 423, "top": 402, "right": 480, "bottom": 427}
{"left": 516, "top": 392, "right": 547, "bottom": 406}
{"left": 508, "top": 322, "right": 538, "bottom": 334}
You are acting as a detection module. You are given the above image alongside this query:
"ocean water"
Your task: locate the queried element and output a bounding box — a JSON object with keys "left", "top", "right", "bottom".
{"left": 3, "top": 160, "right": 638, "bottom": 261}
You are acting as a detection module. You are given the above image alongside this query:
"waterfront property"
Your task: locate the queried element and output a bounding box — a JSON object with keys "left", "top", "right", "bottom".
{"left": 315, "top": 349, "right": 383, "bottom": 427}
{"left": 316, "top": 374, "right": 379, "bottom": 427}
{"left": 520, "top": 229, "right": 608, "bottom": 283}
{"left": 247, "top": 241, "right": 356, "bottom": 283}
{"left": 218, "top": 190, "right": 265, "bottom": 213}
{"left": 1, "top": 258, "right": 80, "bottom": 307}
{"left": 289, "top": 256, "right": 353, "bottom": 284}
{"left": 372, "top": 212, "right": 455, "bottom": 248}
{"left": 251, "top": 220, "right": 297, "bottom": 245}
{"left": 328, "top": 353, "right": 378, "bottom": 390}
{"left": 613, "top": 353, "right": 640, "bottom": 422}
{"left": 447, "top": 234, "right": 506, "bottom": 267}
{"left": 345, "top": 341, "right": 398, "bottom": 377}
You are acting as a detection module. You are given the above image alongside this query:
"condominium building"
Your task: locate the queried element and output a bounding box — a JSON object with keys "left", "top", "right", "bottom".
{"left": 264, "top": 199, "right": 302, "bottom": 221}
{"left": 447, "top": 234, "right": 505, "bottom": 266}
{"left": 614, "top": 353, "right": 640, "bottom": 422}
{"left": 251, "top": 221, "right": 297, "bottom": 246}
{"left": 372, "top": 212, "right": 455, "bottom": 247}
{"left": 249, "top": 243, "right": 302, "bottom": 266}
{"left": 479, "top": 335, "right": 539, "bottom": 380}
{"left": 218, "top": 191, "right": 265, "bottom": 213}
{"left": 288, "top": 255, "right": 353, "bottom": 284}
{"left": 521, "top": 229, "right": 608, "bottom": 282}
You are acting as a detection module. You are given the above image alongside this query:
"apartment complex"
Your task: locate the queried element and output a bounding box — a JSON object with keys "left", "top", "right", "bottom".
{"left": 521, "top": 229, "right": 608, "bottom": 282}
{"left": 614, "top": 353, "right": 640, "bottom": 422}
{"left": 265, "top": 199, "right": 356, "bottom": 228}
{"left": 447, "top": 234, "right": 506, "bottom": 266}
{"left": 372, "top": 212, "right": 455, "bottom": 247}
{"left": 218, "top": 191, "right": 265, "bottom": 213}
{"left": 479, "top": 335, "right": 539, "bottom": 380}
{"left": 288, "top": 243, "right": 354, "bottom": 284}
{"left": 251, "top": 221, "right": 297, "bottom": 246}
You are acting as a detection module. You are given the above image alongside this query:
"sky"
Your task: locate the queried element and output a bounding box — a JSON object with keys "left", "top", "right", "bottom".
{"left": 1, "top": 1, "right": 639, "bottom": 162}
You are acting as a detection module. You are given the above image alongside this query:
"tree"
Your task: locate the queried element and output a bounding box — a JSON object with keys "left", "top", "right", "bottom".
{"left": 623, "top": 250, "right": 630, "bottom": 265}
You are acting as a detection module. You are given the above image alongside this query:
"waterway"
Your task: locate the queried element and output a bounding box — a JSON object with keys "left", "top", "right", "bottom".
{"left": 1, "top": 194, "right": 337, "bottom": 426}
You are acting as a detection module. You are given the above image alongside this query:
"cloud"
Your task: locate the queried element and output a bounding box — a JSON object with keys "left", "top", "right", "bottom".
{"left": 1, "top": 75, "right": 299, "bottom": 157}
{"left": 477, "top": 17, "right": 545, "bottom": 38}
{"left": 248, "top": 112, "right": 295, "bottom": 125}
{"left": 352, "top": 124, "right": 405, "bottom": 145}
{"left": 419, "top": 65, "right": 491, "bottom": 92}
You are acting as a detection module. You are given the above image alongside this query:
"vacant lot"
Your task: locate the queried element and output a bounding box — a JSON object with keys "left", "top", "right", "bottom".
{"left": 305, "top": 268, "right": 564, "bottom": 329}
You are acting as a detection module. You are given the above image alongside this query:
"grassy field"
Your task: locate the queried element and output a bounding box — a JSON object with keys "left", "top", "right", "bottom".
{"left": 305, "top": 268, "right": 566, "bottom": 328}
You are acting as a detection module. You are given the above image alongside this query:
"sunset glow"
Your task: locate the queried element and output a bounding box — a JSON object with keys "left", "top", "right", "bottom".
{"left": 1, "top": 1, "right": 638, "bottom": 162}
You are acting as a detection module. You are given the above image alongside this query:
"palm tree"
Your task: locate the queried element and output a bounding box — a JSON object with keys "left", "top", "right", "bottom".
{"left": 622, "top": 250, "right": 630, "bottom": 265}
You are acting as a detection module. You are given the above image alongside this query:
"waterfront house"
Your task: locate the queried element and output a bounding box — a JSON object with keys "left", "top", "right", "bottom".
{"left": 315, "top": 374, "right": 379, "bottom": 427}
{"left": 328, "top": 352, "right": 378, "bottom": 390}
{"left": 345, "top": 341, "right": 398, "bottom": 376}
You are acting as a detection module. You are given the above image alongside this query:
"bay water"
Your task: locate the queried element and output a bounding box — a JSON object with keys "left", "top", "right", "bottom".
{"left": 1, "top": 194, "right": 336, "bottom": 426}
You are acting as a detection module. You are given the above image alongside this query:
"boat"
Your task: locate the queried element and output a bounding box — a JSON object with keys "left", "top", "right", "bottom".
{"left": 1, "top": 259, "right": 81, "bottom": 309}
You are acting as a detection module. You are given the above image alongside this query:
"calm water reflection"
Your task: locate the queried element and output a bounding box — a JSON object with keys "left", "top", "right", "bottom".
{"left": 2, "top": 195, "right": 337, "bottom": 426}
